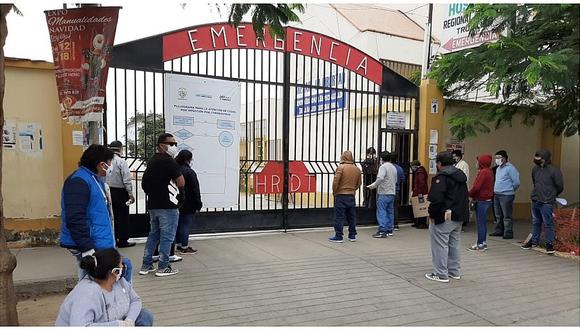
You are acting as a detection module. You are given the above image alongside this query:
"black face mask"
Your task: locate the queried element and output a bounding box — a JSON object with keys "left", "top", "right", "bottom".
{"left": 533, "top": 159, "right": 543, "bottom": 166}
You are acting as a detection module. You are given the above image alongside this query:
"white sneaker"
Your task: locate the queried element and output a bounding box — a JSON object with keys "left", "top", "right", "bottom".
{"left": 169, "top": 255, "right": 183, "bottom": 262}
{"left": 449, "top": 274, "right": 461, "bottom": 280}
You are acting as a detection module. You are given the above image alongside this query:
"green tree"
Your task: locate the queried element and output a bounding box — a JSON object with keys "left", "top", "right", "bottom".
{"left": 228, "top": 4, "right": 305, "bottom": 40}
{"left": 428, "top": 4, "right": 579, "bottom": 140}
{"left": 126, "top": 113, "right": 165, "bottom": 160}
{"left": 0, "top": 4, "right": 22, "bottom": 326}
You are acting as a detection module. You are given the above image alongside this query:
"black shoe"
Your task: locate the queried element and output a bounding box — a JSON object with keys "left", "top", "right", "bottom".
{"left": 118, "top": 242, "right": 136, "bottom": 248}
{"left": 372, "top": 232, "right": 387, "bottom": 238}
{"left": 521, "top": 241, "right": 536, "bottom": 250}
{"left": 546, "top": 243, "right": 555, "bottom": 254}
{"left": 489, "top": 232, "right": 503, "bottom": 237}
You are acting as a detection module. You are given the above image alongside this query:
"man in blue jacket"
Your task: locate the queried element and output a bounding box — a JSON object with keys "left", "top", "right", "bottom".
{"left": 490, "top": 150, "right": 520, "bottom": 239}
{"left": 60, "top": 144, "right": 132, "bottom": 282}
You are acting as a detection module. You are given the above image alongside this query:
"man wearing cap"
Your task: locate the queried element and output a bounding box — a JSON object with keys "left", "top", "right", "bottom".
{"left": 106, "top": 141, "right": 136, "bottom": 248}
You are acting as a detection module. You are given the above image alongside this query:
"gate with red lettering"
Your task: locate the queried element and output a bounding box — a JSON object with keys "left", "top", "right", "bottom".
{"left": 106, "top": 22, "right": 418, "bottom": 236}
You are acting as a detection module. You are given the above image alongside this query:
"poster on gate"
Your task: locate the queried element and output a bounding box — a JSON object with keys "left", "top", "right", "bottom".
{"left": 45, "top": 7, "right": 120, "bottom": 122}
{"left": 164, "top": 73, "right": 241, "bottom": 208}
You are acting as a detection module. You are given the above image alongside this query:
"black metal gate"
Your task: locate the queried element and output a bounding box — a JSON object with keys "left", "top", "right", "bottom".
{"left": 105, "top": 23, "right": 419, "bottom": 237}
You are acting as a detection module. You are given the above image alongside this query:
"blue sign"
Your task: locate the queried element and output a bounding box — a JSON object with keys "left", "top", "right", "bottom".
{"left": 295, "top": 73, "right": 346, "bottom": 116}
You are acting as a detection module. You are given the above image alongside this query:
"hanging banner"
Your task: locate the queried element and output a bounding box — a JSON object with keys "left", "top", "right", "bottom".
{"left": 45, "top": 7, "right": 120, "bottom": 122}
{"left": 164, "top": 73, "right": 241, "bottom": 208}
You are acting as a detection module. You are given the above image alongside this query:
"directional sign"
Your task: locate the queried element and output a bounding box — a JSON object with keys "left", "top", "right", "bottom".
{"left": 440, "top": 3, "right": 500, "bottom": 53}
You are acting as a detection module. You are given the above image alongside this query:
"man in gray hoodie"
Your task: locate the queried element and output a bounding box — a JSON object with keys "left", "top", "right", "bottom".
{"left": 521, "top": 149, "right": 564, "bottom": 254}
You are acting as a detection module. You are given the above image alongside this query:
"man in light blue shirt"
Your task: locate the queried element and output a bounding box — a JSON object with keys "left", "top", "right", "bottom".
{"left": 490, "top": 150, "right": 520, "bottom": 239}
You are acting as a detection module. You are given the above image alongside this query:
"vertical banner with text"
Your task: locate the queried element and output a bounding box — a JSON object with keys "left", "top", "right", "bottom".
{"left": 164, "top": 73, "right": 241, "bottom": 209}
{"left": 45, "top": 7, "right": 120, "bottom": 122}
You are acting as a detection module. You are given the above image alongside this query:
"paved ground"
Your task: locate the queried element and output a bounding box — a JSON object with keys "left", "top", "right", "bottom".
{"left": 13, "top": 221, "right": 580, "bottom": 326}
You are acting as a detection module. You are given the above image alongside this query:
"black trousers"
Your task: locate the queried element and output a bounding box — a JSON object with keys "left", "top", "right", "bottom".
{"left": 110, "top": 187, "right": 130, "bottom": 244}
{"left": 394, "top": 195, "right": 401, "bottom": 228}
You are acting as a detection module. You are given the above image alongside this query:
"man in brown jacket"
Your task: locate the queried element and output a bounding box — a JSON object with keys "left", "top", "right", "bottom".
{"left": 329, "top": 151, "right": 362, "bottom": 243}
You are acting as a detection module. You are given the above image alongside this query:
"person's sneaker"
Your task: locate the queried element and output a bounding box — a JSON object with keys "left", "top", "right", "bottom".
{"left": 178, "top": 247, "right": 198, "bottom": 255}
{"left": 138, "top": 265, "right": 156, "bottom": 275}
{"left": 489, "top": 232, "right": 503, "bottom": 237}
{"left": 372, "top": 232, "right": 387, "bottom": 238}
{"left": 169, "top": 255, "right": 183, "bottom": 262}
{"left": 468, "top": 244, "right": 483, "bottom": 251}
{"left": 546, "top": 243, "right": 555, "bottom": 254}
{"left": 328, "top": 236, "right": 344, "bottom": 243}
{"left": 425, "top": 273, "right": 449, "bottom": 283}
{"left": 348, "top": 235, "right": 357, "bottom": 242}
{"left": 482, "top": 243, "right": 488, "bottom": 250}
{"left": 449, "top": 274, "right": 461, "bottom": 280}
{"left": 521, "top": 241, "right": 536, "bottom": 250}
{"left": 394, "top": 226, "right": 399, "bottom": 231}
{"left": 387, "top": 231, "right": 394, "bottom": 237}
{"left": 155, "top": 265, "right": 179, "bottom": 277}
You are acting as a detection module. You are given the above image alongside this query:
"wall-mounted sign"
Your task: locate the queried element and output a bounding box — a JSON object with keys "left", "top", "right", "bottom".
{"left": 440, "top": 3, "right": 500, "bottom": 53}
{"left": 386, "top": 112, "right": 407, "bottom": 129}
{"left": 295, "top": 73, "right": 346, "bottom": 116}
{"left": 431, "top": 99, "right": 439, "bottom": 114}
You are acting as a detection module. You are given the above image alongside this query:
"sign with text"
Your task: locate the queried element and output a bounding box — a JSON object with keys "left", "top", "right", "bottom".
{"left": 164, "top": 73, "right": 241, "bottom": 208}
{"left": 440, "top": 3, "right": 499, "bottom": 53}
{"left": 295, "top": 73, "right": 346, "bottom": 116}
{"left": 45, "top": 7, "right": 120, "bottom": 121}
{"left": 162, "top": 23, "right": 383, "bottom": 85}
{"left": 386, "top": 112, "right": 407, "bottom": 129}
{"left": 254, "top": 161, "right": 317, "bottom": 194}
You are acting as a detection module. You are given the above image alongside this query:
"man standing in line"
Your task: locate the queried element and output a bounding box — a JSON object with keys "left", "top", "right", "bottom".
{"left": 139, "top": 133, "right": 184, "bottom": 277}
{"left": 60, "top": 144, "right": 132, "bottom": 282}
{"left": 391, "top": 153, "right": 406, "bottom": 231}
{"left": 329, "top": 151, "right": 362, "bottom": 243}
{"left": 425, "top": 151, "right": 469, "bottom": 283}
{"left": 452, "top": 150, "right": 470, "bottom": 229}
{"left": 367, "top": 151, "right": 398, "bottom": 238}
{"left": 521, "top": 149, "right": 564, "bottom": 254}
{"left": 361, "top": 147, "right": 379, "bottom": 209}
{"left": 106, "top": 141, "right": 136, "bottom": 248}
{"left": 490, "top": 150, "right": 520, "bottom": 239}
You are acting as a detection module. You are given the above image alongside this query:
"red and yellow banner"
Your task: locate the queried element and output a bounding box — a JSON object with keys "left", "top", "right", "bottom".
{"left": 45, "top": 7, "right": 120, "bottom": 121}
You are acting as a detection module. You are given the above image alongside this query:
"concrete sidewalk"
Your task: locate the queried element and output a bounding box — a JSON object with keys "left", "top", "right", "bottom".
{"left": 12, "top": 222, "right": 580, "bottom": 326}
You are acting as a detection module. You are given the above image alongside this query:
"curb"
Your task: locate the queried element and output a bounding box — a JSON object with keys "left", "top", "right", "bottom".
{"left": 15, "top": 276, "right": 76, "bottom": 300}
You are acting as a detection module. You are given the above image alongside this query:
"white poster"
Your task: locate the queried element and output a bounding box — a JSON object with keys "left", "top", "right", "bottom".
{"left": 164, "top": 73, "right": 241, "bottom": 208}
{"left": 3, "top": 120, "right": 16, "bottom": 149}
{"left": 18, "top": 122, "right": 42, "bottom": 153}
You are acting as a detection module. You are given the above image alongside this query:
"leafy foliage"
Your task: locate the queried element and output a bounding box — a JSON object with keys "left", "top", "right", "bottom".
{"left": 126, "top": 113, "right": 165, "bottom": 160}
{"left": 228, "top": 4, "right": 305, "bottom": 40}
{"left": 429, "top": 4, "right": 579, "bottom": 140}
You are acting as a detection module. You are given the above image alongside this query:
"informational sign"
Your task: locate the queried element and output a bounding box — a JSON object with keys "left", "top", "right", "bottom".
{"left": 3, "top": 120, "right": 16, "bottom": 150}
{"left": 440, "top": 3, "right": 500, "bottom": 53}
{"left": 72, "top": 130, "right": 84, "bottom": 146}
{"left": 162, "top": 23, "right": 383, "bottom": 85}
{"left": 45, "top": 7, "right": 120, "bottom": 121}
{"left": 254, "top": 161, "right": 316, "bottom": 194}
{"left": 17, "top": 123, "right": 42, "bottom": 154}
{"left": 386, "top": 112, "right": 407, "bottom": 129}
{"left": 296, "top": 73, "right": 346, "bottom": 116}
{"left": 429, "top": 129, "right": 439, "bottom": 144}
{"left": 165, "top": 73, "right": 241, "bottom": 208}
{"left": 446, "top": 138, "right": 465, "bottom": 153}
{"left": 431, "top": 99, "right": 439, "bottom": 114}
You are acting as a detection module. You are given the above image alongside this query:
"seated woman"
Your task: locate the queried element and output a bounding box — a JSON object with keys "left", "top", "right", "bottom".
{"left": 56, "top": 248, "right": 154, "bottom": 326}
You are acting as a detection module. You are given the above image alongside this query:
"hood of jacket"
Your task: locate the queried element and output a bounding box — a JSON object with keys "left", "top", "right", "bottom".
{"left": 439, "top": 165, "right": 467, "bottom": 184}
{"left": 340, "top": 151, "right": 354, "bottom": 164}
{"left": 477, "top": 154, "right": 492, "bottom": 169}
{"left": 535, "top": 149, "right": 552, "bottom": 164}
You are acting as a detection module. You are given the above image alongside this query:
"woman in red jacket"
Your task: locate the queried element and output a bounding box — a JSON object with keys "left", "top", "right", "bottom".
{"left": 468, "top": 154, "right": 494, "bottom": 251}
{"left": 410, "top": 160, "right": 429, "bottom": 229}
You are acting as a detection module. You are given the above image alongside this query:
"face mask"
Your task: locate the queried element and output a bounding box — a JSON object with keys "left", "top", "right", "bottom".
{"left": 112, "top": 266, "right": 123, "bottom": 282}
{"left": 533, "top": 159, "right": 543, "bottom": 166}
{"left": 103, "top": 163, "right": 113, "bottom": 176}
{"left": 166, "top": 145, "right": 179, "bottom": 158}
{"left": 411, "top": 166, "right": 418, "bottom": 172}
{"left": 495, "top": 159, "right": 503, "bottom": 166}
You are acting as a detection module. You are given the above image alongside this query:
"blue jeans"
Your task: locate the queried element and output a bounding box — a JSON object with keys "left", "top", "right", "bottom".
{"left": 475, "top": 200, "right": 492, "bottom": 245}
{"left": 142, "top": 209, "right": 179, "bottom": 269}
{"left": 135, "top": 308, "right": 154, "bottom": 326}
{"left": 176, "top": 212, "right": 195, "bottom": 247}
{"left": 69, "top": 250, "right": 133, "bottom": 283}
{"left": 333, "top": 195, "right": 357, "bottom": 238}
{"left": 493, "top": 194, "right": 515, "bottom": 236}
{"left": 376, "top": 194, "right": 396, "bottom": 233}
{"left": 531, "top": 201, "right": 554, "bottom": 244}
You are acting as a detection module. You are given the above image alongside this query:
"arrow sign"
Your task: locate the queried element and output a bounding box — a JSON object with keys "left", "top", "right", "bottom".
{"left": 442, "top": 31, "right": 500, "bottom": 52}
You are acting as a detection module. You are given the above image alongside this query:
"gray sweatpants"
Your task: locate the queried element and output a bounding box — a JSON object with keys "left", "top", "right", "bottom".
{"left": 429, "top": 219, "right": 462, "bottom": 279}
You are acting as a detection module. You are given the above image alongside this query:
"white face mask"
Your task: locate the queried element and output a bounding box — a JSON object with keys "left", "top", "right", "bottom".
{"left": 103, "top": 163, "right": 113, "bottom": 176}
{"left": 112, "top": 267, "right": 123, "bottom": 282}
{"left": 495, "top": 159, "right": 503, "bottom": 166}
{"left": 166, "top": 145, "right": 179, "bottom": 158}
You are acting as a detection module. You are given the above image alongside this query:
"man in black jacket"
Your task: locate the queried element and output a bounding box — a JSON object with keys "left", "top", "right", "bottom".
{"left": 521, "top": 149, "right": 564, "bottom": 254}
{"left": 425, "top": 151, "right": 469, "bottom": 283}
